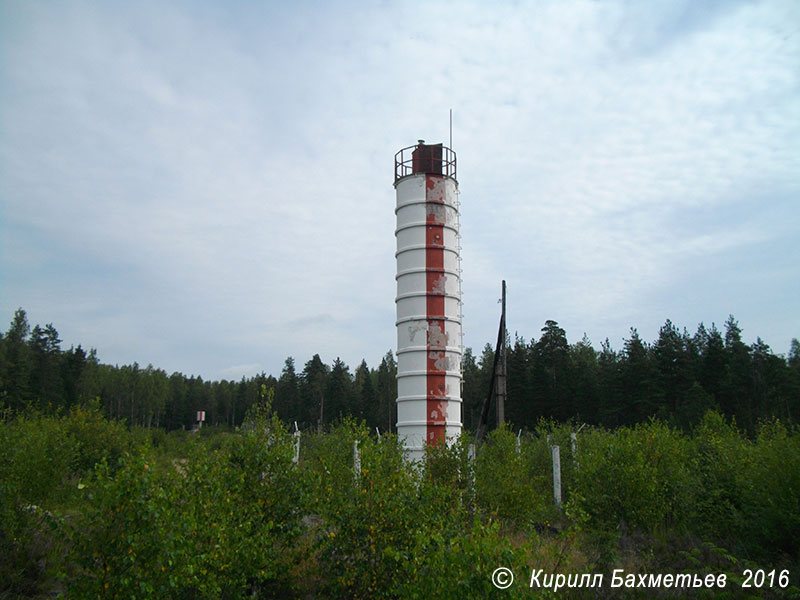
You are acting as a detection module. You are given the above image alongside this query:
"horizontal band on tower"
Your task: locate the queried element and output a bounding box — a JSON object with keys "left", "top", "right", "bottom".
{"left": 396, "top": 395, "right": 463, "bottom": 404}
{"left": 398, "top": 443, "right": 455, "bottom": 454}
{"left": 395, "top": 346, "right": 463, "bottom": 356}
{"left": 395, "top": 291, "right": 460, "bottom": 302}
{"left": 396, "top": 267, "right": 459, "bottom": 279}
{"left": 394, "top": 199, "right": 459, "bottom": 214}
{"left": 395, "top": 315, "right": 461, "bottom": 326}
{"left": 395, "top": 370, "right": 461, "bottom": 379}
{"left": 396, "top": 371, "right": 461, "bottom": 379}
{"left": 395, "top": 221, "right": 459, "bottom": 235}
{"left": 395, "top": 373, "right": 461, "bottom": 382}
{"left": 395, "top": 419, "right": 462, "bottom": 427}
{"left": 395, "top": 244, "right": 459, "bottom": 258}
{"left": 393, "top": 169, "right": 458, "bottom": 188}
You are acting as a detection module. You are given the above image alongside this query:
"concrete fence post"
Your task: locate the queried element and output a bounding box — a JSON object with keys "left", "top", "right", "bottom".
{"left": 570, "top": 432, "right": 578, "bottom": 470}
{"left": 292, "top": 421, "right": 300, "bottom": 465}
{"left": 353, "top": 440, "right": 361, "bottom": 487}
{"left": 552, "top": 445, "right": 562, "bottom": 507}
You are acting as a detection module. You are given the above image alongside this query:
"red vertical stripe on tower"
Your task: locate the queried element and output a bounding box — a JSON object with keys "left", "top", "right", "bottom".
{"left": 425, "top": 175, "right": 447, "bottom": 446}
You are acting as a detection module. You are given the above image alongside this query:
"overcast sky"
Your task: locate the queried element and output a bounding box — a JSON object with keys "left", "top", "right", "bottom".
{"left": 1, "top": 0, "right": 798, "bottom": 381}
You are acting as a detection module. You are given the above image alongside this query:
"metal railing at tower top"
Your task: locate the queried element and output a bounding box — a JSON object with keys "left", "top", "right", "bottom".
{"left": 394, "top": 142, "right": 457, "bottom": 184}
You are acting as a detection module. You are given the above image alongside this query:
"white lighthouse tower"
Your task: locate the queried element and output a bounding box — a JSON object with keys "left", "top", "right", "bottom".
{"left": 394, "top": 141, "right": 462, "bottom": 462}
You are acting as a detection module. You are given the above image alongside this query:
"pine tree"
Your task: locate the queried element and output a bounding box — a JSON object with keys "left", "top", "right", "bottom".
{"left": 460, "top": 347, "right": 481, "bottom": 431}
{"left": 375, "top": 351, "right": 396, "bottom": 433}
{"left": 62, "top": 345, "right": 87, "bottom": 407}
{"left": 1, "top": 308, "right": 32, "bottom": 409}
{"left": 652, "top": 319, "right": 693, "bottom": 421}
{"left": 620, "top": 328, "right": 654, "bottom": 424}
{"left": 698, "top": 323, "right": 725, "bottom": 407}
{"left": 787, "top": 339, "right": 800, "bottom": 425}
{"left": 505, "top": 335, "right": 532, "bottom": 429}
{"left": 722, "top": 315, "right": 753, "bottom": 431}
{"left": 596, "top": 338, "right": 621, "bottom": 427}
{"left": 326, "top": 358, "right": 354, "bottom": 423}
{"left": 569, "top": 334, "right": 599, "bottom": 424}
{"left": 354, "top": 359, "right": 376, "bottom": 426}
{"left": 301, "top": 354, "right": 329, "bottom": 430}
{"left": 277, "top": 357, "right": 300, "bottom": 424}
{"left": 532, "top": 320, "right": 570, "bottom": 421}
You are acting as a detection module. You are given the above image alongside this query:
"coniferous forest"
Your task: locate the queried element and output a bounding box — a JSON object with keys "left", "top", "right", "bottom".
{"left": 2, "top": 307, "right": 800, "bottom": 598}
{"left": 2, "top": 308, "right": 798, "bottom": 435}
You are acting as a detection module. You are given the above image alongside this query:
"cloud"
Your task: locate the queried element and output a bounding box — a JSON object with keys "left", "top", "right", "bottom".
{"left": 1, "top": 0, "right": 798, "bottom": 379}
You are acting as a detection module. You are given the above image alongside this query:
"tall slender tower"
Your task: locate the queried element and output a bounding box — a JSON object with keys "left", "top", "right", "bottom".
{"left": 394, "top": 141, "right": 462, "bottom": 462}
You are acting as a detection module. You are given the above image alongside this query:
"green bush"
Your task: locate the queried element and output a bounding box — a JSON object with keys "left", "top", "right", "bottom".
{"left": 571, "top": 420, "right": 697, "bottom": 533}
{"left": 302, "top": 418, "right": 369, "bottom": 519}
{"left": 317, "top": 432, "right": 419, "bottom": 599}
{"left": 63, "top": 401, "right": 131, "bottom": 475}
{"left": 690, "top": 411, "right": 800, "bottom": 559}
{"left": 0, "top": 412, "right": 75, "bottom": 597}
{"left": 316, "top": 431, "right": 535, "bottom": 599}
{"left": 474, "top": 425, "right": 552, "bottom": 527}
{"left": 58, "top": 449, "right": 178, "bottom": 598}
{"left": 0, "top": 412, "right": 75, "bottom": 508}
{"left": 745, "top": 419, "right": 800, "bottom": 557}
{"left": 423, "top": 434, "right": 474, "bottom": 509}
{"left": 59, "top": 407, "right": 308, "bottom": 599}
{"left": 690, "top": 411, "right": 752, "bottom": 549}
{"left": 393, "top": 518, "right": 530, "bottom": 600}
{"left": 3, "top": 405, "right": 798, "bottom": 597}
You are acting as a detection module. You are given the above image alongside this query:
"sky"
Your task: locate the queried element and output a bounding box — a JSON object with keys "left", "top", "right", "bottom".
{"left": 1, "top": 0, "right": 798, "bottom": 381}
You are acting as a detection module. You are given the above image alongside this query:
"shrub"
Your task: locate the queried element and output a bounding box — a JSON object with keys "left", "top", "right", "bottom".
{"left": 393, "top": 518, "right": 530, "bottom": 600}
{"left": 571, "top": 420, "right": 697, "bottom": 533}
{"left": 302, "top": 418, "right": 370, "bottom": 519}
{"left": 317, "top": 432, "right": 419, "bottom": 599}
{"left": 744, "top": 419, "right": 800, "bottom": 557}
{"left": 690, "top": 411, "right": 752, "bottom": 550}
{"left": 58, "top": 449, "right": 179, "bottom": 598}
{"left": 5, "top": 405, "right": 797, "bottom": 596}
{"left": 317, "top": 431, "right": 536, "bottom": 599}
{"left": 0, "top": 412, "right": 75, "bottom": 597}
{"left": 63, "top": 401, "right": 131, "bottom": 475}
{"left": 474, "top": 425, "right": 552, "bottom": 527}
{"left": 423, "top": 434, "right": 474, "bottom": 509}
{"left": 60, "top": 408, "right": 309, "bottom": 598}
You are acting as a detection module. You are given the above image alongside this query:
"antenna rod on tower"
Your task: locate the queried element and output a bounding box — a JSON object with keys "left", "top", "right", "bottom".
{"left": 449, "top": 109, "right": 453, "bottom": 149}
